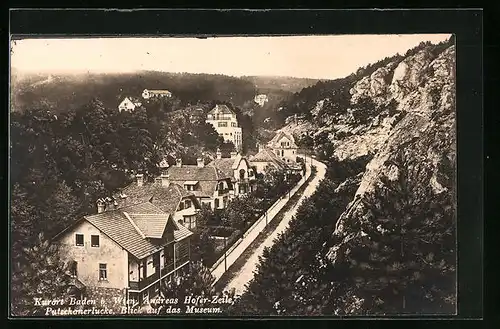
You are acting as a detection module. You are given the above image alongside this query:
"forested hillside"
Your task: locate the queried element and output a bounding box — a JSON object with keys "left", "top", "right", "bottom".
{"left": 11, "top": 71, "right": 258, "bottom": 113}
{"left": 228, "top": 36, "right": 457, "bottom": 315}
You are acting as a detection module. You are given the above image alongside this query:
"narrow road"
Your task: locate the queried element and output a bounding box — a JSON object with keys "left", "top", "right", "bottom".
{"left": 210, "top": 160, "right": 313, "bottom": 283}
{"left": 222, "top": 158, "right": 327, "bottom": 296}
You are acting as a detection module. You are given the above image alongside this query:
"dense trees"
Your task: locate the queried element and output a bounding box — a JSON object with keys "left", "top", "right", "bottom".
{"left": 10, "top": 97, "right": 232, "bottom": 315}
{"left": 331, "top": 151, "right": 456, "bottom": 315}
{"left": 12, "top": 71, "right": 258, "bottom": 114}
{"left": 11, "top": 233, "right": 74, "bottom": 316}
{"left": 229, "top": 146, "right": 455, "bottom": 315}
{"left": 228, "top": 170, "right": 359, "bottom": 315}
{"left": 154, "top": 261, "right": 216, "bottom": 314}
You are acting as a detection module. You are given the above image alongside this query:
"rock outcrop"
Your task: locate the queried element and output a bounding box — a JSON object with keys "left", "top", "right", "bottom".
{"left": 327, "top": 45, "right": 456, "bottom": 314}
{"left": 278, "top": 41, "right": 456, "bottom": 314}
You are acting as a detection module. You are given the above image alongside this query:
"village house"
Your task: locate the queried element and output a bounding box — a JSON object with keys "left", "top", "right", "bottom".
{"left": 254, "top": 94, "right": 269, "bottom": 107}
{"left": 267, "top": 131, "right": 299, "bottom": 164}
{"left": 142, "top": 89, "right": 172, "bottom": 99}
{"left": 249, "top": 143, "right": 288, "bottom": 174}
{"left": 210, "top": 150, "right": 257, "bottom": 198}
{"left": 163, "top": 150, "right": 255, "bottom": 210}
{"left": 53, "top": 201, "right": 193, "bottom": 306}
{"left": 205, "top": 104, "right": 243, "bottom": 151}
{"left": 113, "top": 173, "right": 201, "bottom": 230}
{"left": 118, "top": 97, "right": 142, "bottom": 112}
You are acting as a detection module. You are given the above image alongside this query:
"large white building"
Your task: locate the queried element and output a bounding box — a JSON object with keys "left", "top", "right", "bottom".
{"left": 142, "top": 89, "right": 172, "bottom": 99}
{"left": 205, "top": 104, "right": 243, "bottom": 151}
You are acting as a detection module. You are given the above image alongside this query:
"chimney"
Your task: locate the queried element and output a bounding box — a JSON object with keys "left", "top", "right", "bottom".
{"left": 161, "top": 173, "right": 170, "bottom": 187}
{"left": 136, "top": 173, "right": 144, "bottom": 187}
{"left": 97, "top": 199, "right": 106, "bottom": 214}
{"left": 216, "top": 148, "right": 222, "bottom": 159}
{"left": 197, "top": 158, "right": 204, "bottom": 168}
{"left": 176, "top": 158, "right": 182, "bottom": 167}
{"left": 257, "top": 142, "right": 262, "bottom": 153}
{"left": 230, "top": 151, "right": 238, "bottom": 159}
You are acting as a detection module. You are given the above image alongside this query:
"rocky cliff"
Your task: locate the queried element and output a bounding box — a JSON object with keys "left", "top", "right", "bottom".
{"left": 279, "top": 41, "right": 456, "bottom": 314}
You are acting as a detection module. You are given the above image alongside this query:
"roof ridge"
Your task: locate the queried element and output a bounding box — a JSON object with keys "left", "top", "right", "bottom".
{"left": 123, "top": 211, "right": 146, "bottom": 239}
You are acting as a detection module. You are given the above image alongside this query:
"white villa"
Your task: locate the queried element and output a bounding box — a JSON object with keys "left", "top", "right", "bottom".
{"left": 205, "top": 104, "right": 243, "bottom": 151}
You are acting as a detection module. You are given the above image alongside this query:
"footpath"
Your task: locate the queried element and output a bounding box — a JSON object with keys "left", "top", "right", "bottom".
{"left": 219, "top": 158, "right": 327, "bottom": 295}
{"left": 210, "top": 160, "right": 313, "bottom": 283}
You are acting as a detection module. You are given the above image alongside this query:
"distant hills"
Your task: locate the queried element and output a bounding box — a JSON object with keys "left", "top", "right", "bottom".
{"left": 10, "top": 70, "right": 324, "bottom": 114}
{"left": 240, "top": 75, "right": 322, "bottom": 93}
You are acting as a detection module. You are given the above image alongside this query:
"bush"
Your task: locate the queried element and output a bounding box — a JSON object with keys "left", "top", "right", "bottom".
{"left": 208, "top": 225, "right": 235, "bottom": 237}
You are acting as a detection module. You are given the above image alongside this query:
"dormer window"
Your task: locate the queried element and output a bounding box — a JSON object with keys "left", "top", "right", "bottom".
{"left": 184, "top": 181, "right": 198, "bottom": 191}
{"left": 184, "top": 199, "right": 192, "bottom": 209}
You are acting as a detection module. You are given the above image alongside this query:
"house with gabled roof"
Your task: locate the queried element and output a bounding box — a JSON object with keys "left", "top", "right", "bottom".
{"left": 209, "top": 150, "right": 256, "bottom": 197}
{"left": 250, "top": 144, "right": 288, "bottom": 174}
{"left": 113, "top": 173, "right": 201, "bottom": 230}
{"left": 118, "top": 97, "right": 142, "bottom": 112}
{"left": 163, "top": 150, "right": 256, "bottom": 210}
{"left": 267, "top": 131, "right": 299, "bottom": 163}
{"left": 54, "top": 201, "right": 193, "bottom": 306}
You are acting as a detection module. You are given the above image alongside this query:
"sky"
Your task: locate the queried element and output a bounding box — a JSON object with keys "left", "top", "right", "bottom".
{"left": 11, "top": 34, "right": 452, "bottom": 80}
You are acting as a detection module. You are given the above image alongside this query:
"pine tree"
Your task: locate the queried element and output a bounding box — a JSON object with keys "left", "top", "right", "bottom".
{"left": 334, "top": 150, "right": 456, "bottom": 315}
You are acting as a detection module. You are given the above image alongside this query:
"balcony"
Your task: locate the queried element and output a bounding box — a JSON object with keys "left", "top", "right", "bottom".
{"left": 129, "top": 262, "right": 176, "bottom": 292}
{"left": 128, "top": 258, "right": 190, "bottom": 292}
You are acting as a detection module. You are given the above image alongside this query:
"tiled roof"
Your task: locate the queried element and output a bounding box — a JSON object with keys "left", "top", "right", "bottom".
{"left": 127, "top": 213, "right": 170, "bottom": 239}
{"left": 149, "top": 90, "right": 172, "bottom": 94}
{"left": 191, "top": 190, "right": 212, "bottom": 198}
{"left": 173, "top": 224, "right": 193, "bottom": 241}
{"left": 208, "top": 104, "right": 236, "bottom": 115}
{"left": 55, "top": 202, "right": 193, "bottom": 260}
{"left": 208, "top": 158, "right": 236, "bottom": 179}
{"left": 115, "top": 182, "right": 191, "bottom": 215}
{"left": 84, "top": 202, "right": 192, "bottom": 259}
{"left": 250, "top": 148, "right": 287, "bottom": 169}
{"left": 166, "top": 165, "right": 219, "bottom": 196}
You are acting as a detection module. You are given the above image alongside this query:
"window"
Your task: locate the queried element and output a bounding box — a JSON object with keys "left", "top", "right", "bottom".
{"left": 185, "top": 199, "right": 192, "bottom": 209}
{"left": 218, "top": 122, "right": 228, "bottom": 127}
{"left": 231, "top": 122, "right": 237, "bottom": 127}
{"left": 75, "top": 234, "right": 84, "bottom": 246}
{"left": 185, "top": 184, "right": 194, "bottom": 191}
{"left": 215, "top": 198, "right": 220, "bottom": 209}
{"left": 276, "top": 151, "right": 280, "bottom": 156}
{"left": 139, "top": 261, "right": 144, "bottom": 281}
{"left": 91, "top": 235, "right": 100, "bottom": 247}
{"left": 184, "top": 216, "right": 196, "bottom": 229}
{"left": 160, "top": 250, "right": 165, "bottom": 269}
{"left": 99, "top": 263, "right": 107, "bottom": 280}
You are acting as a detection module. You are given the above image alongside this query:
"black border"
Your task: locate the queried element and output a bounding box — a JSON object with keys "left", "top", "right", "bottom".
{"left": 7, "top": 8, "right": 483, "bottom": 325}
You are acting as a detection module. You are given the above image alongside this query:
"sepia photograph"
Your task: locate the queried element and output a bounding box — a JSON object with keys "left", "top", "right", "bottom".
{"left": 10, "top": 33, "right": 457, "bottom": 317}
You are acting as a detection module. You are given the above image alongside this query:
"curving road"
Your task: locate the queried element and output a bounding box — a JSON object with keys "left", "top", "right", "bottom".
{"left": 221, "top": 157, "right": 327, "bottom": 296}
